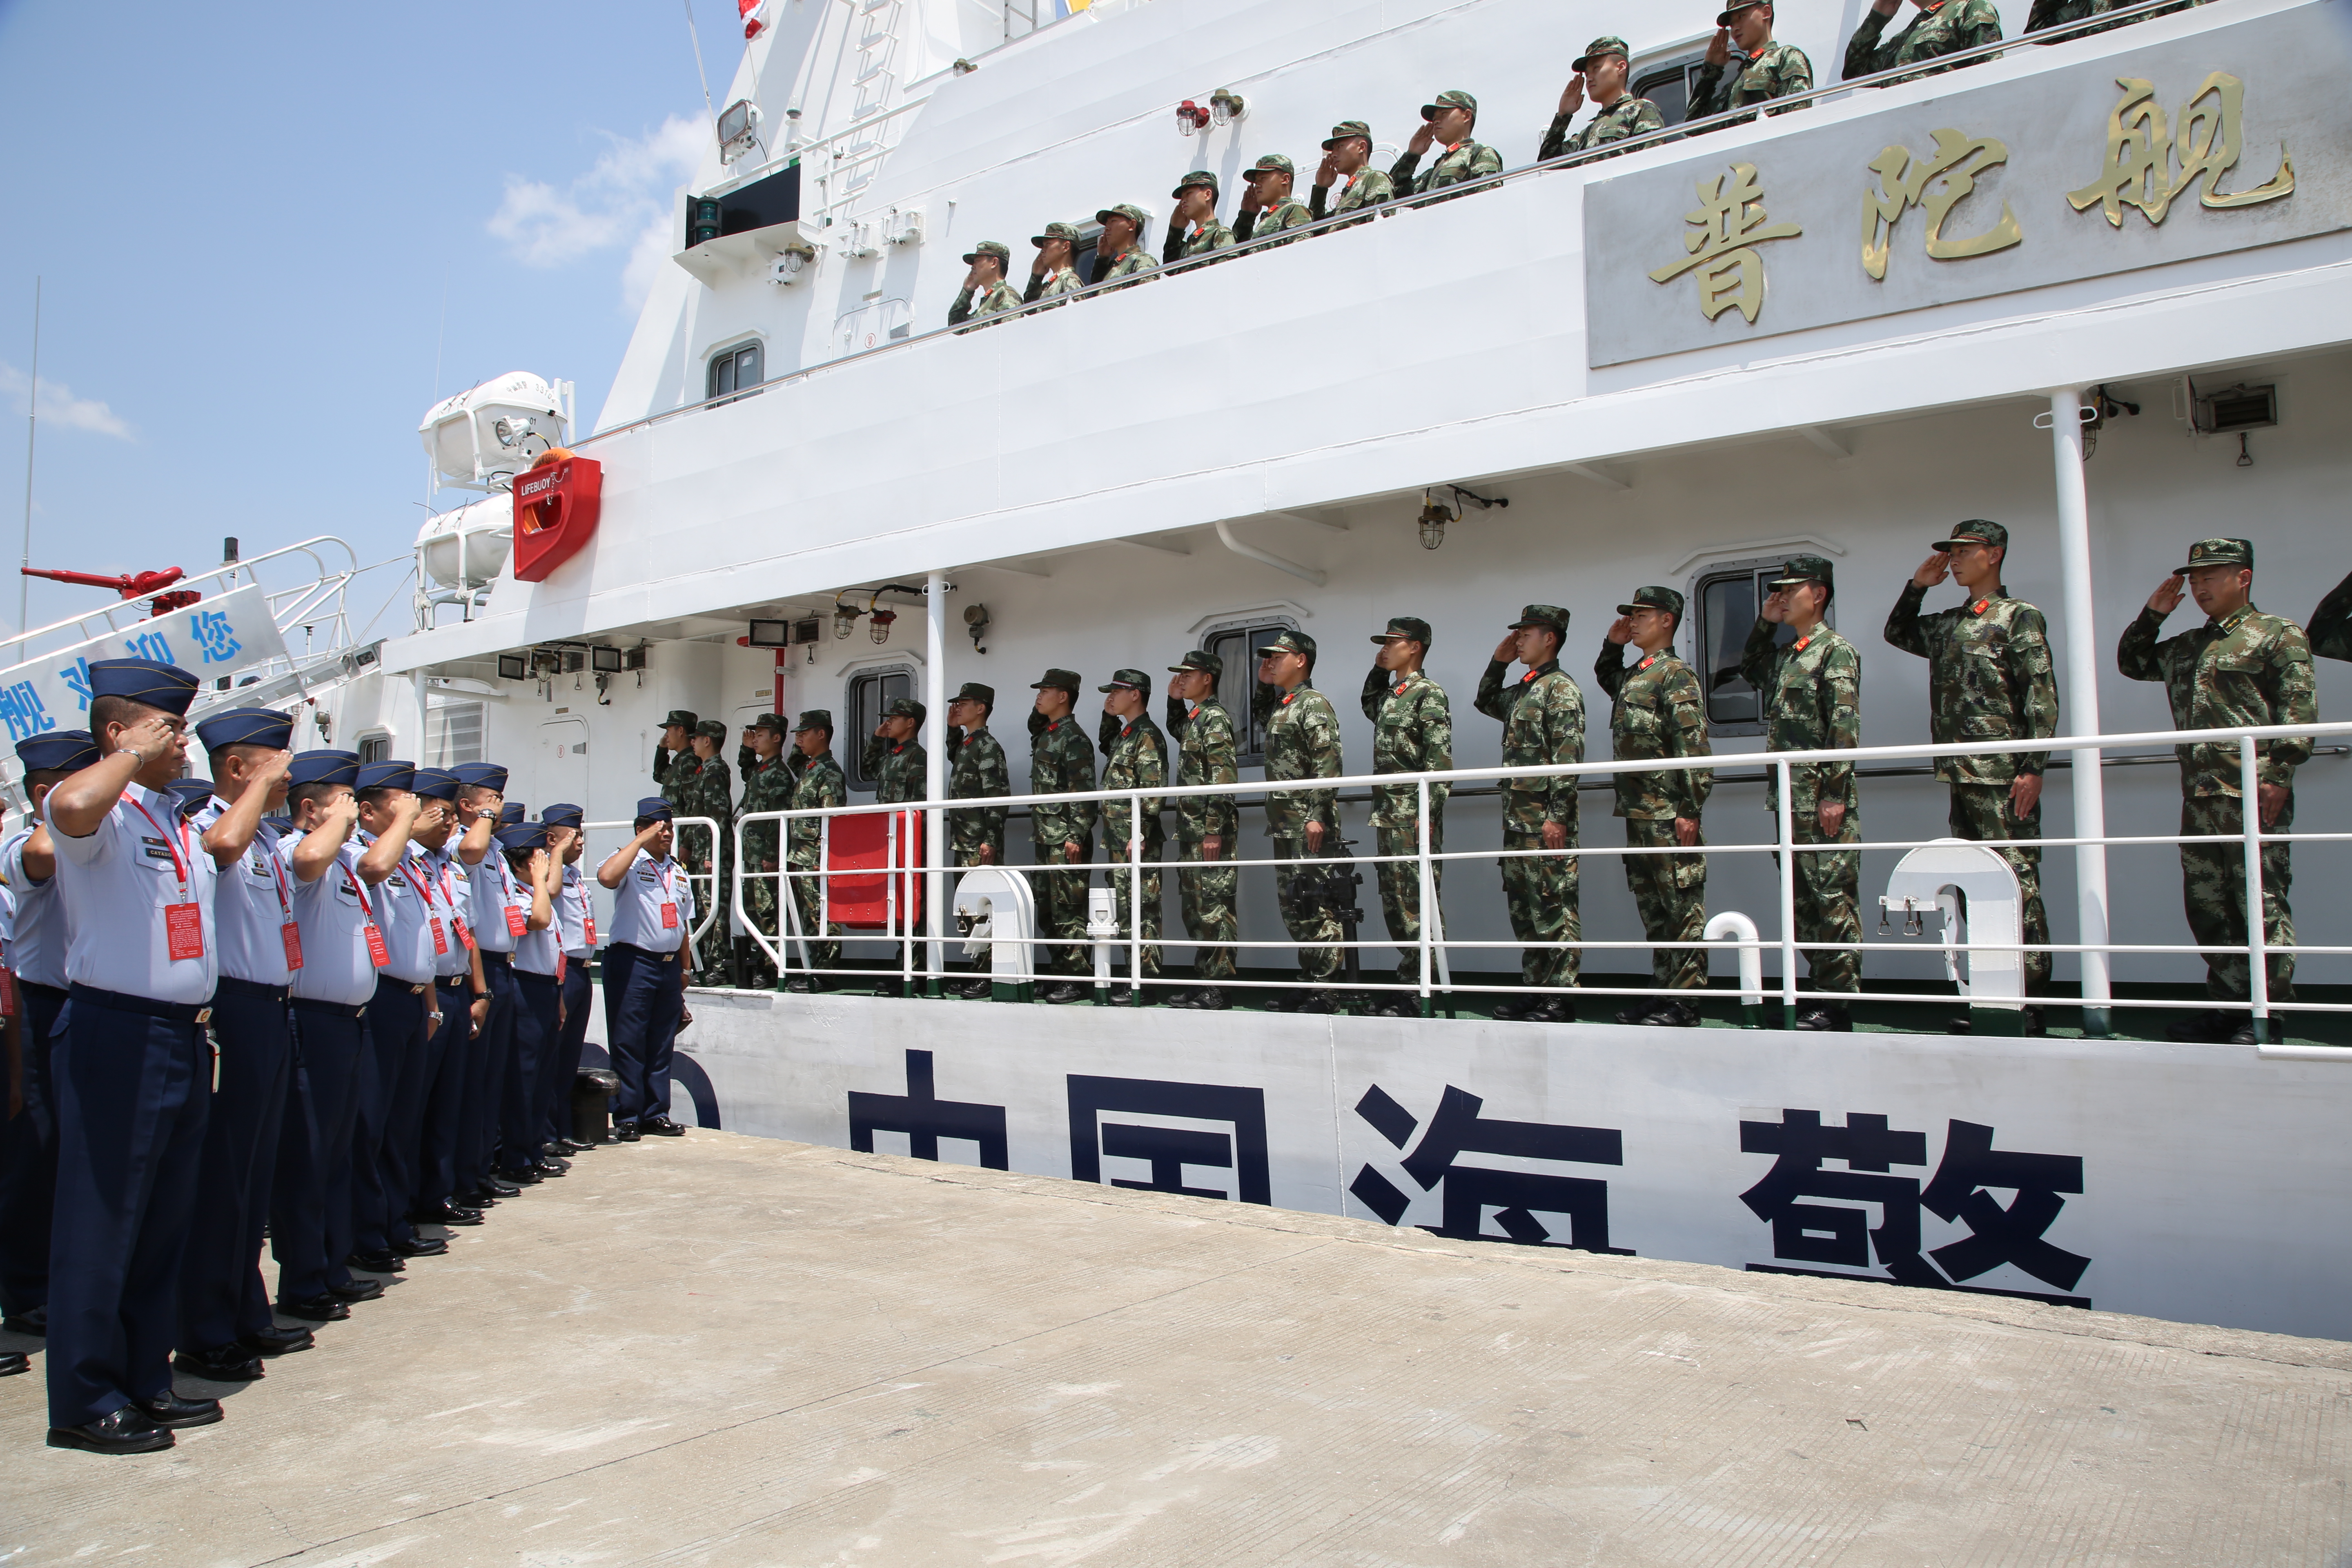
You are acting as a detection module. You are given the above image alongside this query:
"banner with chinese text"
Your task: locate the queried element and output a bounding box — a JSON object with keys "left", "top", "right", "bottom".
{"left": 0, "top": 582, "right": 290, "bottom": 745}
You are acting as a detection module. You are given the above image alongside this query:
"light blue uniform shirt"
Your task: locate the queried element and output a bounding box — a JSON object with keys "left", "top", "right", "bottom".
{"left": 286, "top": 837, "right": 383, "bottom": 1007}
{"left": 508, "top": 856, "right": 561, "bottom": 977}
{"left": 426, "top": 847, "right": 474, "bottom": 981}
{"left": 189, "top": 799, "right": 295, "bottom": 988}
{"left": 466, "top": 848, "right": 522, "bottom": 955}
{"left": 0, "top": 826, "right": 71, "bottom": 990}
{"left": 608, "top": 850, "right": 693, "bottom": 954}
{"left": 555, "top": 864, "right": 593, "bottom": 959}
{"left": 46, "top": 782, "right": 220, "bottom": 1005}
{"left": 361, "top": 831, "right": 439, "bottom": 985}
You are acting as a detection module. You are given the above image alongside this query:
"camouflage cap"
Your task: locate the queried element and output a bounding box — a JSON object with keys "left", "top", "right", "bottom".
{"left": 792, "top": 709, "right": 833, "bottom": 734}
{"left": 694, "top": 718, "right": 728, "bottom": 739}
{"left": 1030, "top": 668, "right": 1082, "bottom": 693}
{"left": 2178, "top": 537, "right": 2254, "bottom": 572}
{"left": 1933, "top": 519, "right": 2009, "bottom": 552}
{"left": 748, "top": 713, "right": 790, "bottom": 735}
{"left": 1171, "top": 170, "right": 1219, "bottom": 199}
{"left": 1573, "top": 36, "right": 1631, "bottom": 71}
{"left": 1616, "top": 586, "right": 1686, "bottom": 618}
{"left": 1095, "top": 203, "right": 1150, "bottom": 229}
{"left": 1370, "top": 616, "right": 1433, "bottom": 647}
{"left": 1098, "top": 668, "right": 1152, "bottom": 693}
{"left": 1420, "top": 89, "right": 1477, "bottom": 120}
{"left": 1255, "top": 628, "right": 1317, "bottom": 661}
{"left": 661, "top": 709, "right": 699, "bottom": 731}
{"left": 951, "top": 682, "right": 996, "bottom": 705}
{"left": 1717, "top": 0, "right": 1770, "bottom": 20}
{"left": 1322, "top": 119, "right": 1373, "bottom": 149}
{"left": 1031, "top": 220, "right": 1084, "bottom": 246}
{"left": 961, "top": 239, "right": 1011, "bottom": 265}
{"left": 1243, "top": 154, "right": 1296, "bottom": 179}
{"left": 882, "top": 697, "right": 927, "bottom": 724}
{"left": 1766, "top": 555, "right": 1837, "bottom": 590}
{"left": 1167, "top": 649, "right": 1225, "bottom": 678}
{"left": 1508, "top": 604, "right": 1570, "bottom": 636}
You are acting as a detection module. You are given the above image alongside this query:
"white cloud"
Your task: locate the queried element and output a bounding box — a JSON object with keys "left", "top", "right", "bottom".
{"left": 488, "top": 116, "right": 708, "bottom": 309}
{"left": 0, "top": 363, "right": 132, "bottom": 439}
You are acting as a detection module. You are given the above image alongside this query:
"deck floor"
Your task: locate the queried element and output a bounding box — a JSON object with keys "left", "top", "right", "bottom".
{"left": 3, "top": 1130, "right": 2347, "bottom": 1566}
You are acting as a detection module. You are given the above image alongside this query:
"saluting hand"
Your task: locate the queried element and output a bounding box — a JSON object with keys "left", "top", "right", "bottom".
{"left": 254, "top": 748, "right": 293, "bottom": 785}
{"left": 1558, "top": 74, "right": 1586, "bottom": 117}
{"left": 2147, "top": 574, "right": 2188, "bottom": 616}
{"left": 1405, "top": 120, "right": 1436, "bottom": 155}
{"left": 1314, "top": 150, "right": 1340, "bottom": 189}
{"left": 1606, "top": 615, "right": 1634, "bottom": 646}
{"left": 122, "top": 713, "right": 182, "bottom": 766}
{"left": 1760, "top": 587, "right": 1791, "bottom": 625}
{"left": 1912, "top": 551, "right": 1953, "bottom": 589}
{"left": 1492, "top": 632, "right": 1520, "bottom": 664}
{"left": 1706, "top": 27, "right": 1732, "bottom": 67}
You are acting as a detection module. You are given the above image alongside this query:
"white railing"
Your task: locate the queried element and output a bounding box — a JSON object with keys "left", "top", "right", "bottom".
{"left": 720, "top": 718, "right": 2347, "bottom": 1054}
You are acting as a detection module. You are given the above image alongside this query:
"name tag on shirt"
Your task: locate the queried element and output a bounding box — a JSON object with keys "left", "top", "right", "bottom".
{"left": 505, "top": 905, "right": 527, "bottom": 938}
{"left": 282, "top": 922, "right": 305, "bottom": 971}
{"left": 166, "top": 902, "right": 205, "bottom": 962}
{"left": 661, "top": 902, "right": 679, "bottom": 930}
{"left": 364, "top": 922, "right": 390, "bottom": 968}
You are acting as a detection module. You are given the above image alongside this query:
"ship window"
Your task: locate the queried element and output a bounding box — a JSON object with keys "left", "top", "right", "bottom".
{"left": 1198, "top": 615, "right": 1299, "bottom": 767}
{"left": 1634, "top": 49, "right": 1709, "bottom": 125}
{"left": 356, "top": 733, "right": 391, "bottom": 765}
{"left": 844, "top": 665, "right": 915, "bottom": 793}
{"left": 706, "top": 341, "right": 763, "bottom": 405}
{"left": 1689, "top": 557, "right": 1836, "bottom": 736}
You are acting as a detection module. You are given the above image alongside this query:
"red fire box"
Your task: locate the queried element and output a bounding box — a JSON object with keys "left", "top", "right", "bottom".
{"left": 511, "top": 456, "right": 601, "bottom": 581}
{"left": 822, "top": 809, "right": 924, "bottom": 931}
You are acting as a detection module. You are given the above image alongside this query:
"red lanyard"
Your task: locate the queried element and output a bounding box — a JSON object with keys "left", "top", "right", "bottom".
{"left": 128, "top": 796, "right": 194, "bottom": 893}
{"left": 342, "top": 855, "right": 375, "bottom": 921}
{"left": 399, "top": 856, "right": 436, "bottom": 907}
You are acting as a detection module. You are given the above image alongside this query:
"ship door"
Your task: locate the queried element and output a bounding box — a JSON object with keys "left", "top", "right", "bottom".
{"left": 538, "top": 716, "right": 590, "bottom": 814}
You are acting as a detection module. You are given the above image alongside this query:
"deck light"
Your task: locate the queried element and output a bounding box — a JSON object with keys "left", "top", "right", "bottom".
{"left": 497, "top": 653, "right": 529, "bottom": 681}
{"left": 1208, "top": 88, "right": 1246, "bottom": 127}
{"left": 590, "top": 645, "right": 623, "bottom": 673}
{"left": 717, "top": 99, "right": 763, "bottom": 165}
{"left": 869, "top": 608, "right": 897, "bottom": 644}
{"left": 964, "top": 602, "right": 990, "bottom": 655}
{"left": 833, "top": 602, "right": 860, "bottom": 639}
{"left": 1176, "top": 100, "right": 1210, "bottom": 136}
{"left": 1418, "top": 490, "right": 1453, "bottom": 550}
{"left": 747, "top": 619, "right": 790, "bottom": 648}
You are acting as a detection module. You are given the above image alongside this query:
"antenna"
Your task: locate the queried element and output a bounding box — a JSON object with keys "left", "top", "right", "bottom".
{"left": 15, "top": 276, "right": 38, "bottom": 659}
{"left": 682, "top": 0, "right": 716, "bottom": 121}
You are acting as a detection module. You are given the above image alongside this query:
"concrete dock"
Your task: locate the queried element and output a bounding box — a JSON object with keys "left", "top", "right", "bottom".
{"left": 3, "top": 1130, "right": 2346, "bottom": 1566}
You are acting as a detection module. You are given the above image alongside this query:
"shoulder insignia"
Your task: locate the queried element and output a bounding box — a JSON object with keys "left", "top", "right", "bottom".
{"left": 1794, "top": 635, "right": 1811, "bottom": 652}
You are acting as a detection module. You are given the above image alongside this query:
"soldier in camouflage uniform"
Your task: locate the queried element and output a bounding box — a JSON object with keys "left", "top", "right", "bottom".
{"left": 1690, "top": 2, "right": 1815, "bottom": 122}
{"left": 1739, "top": 557, "right": 1862, "bottom": 1030}
{"left": 1476, "top": 606, "right": 1586, "bottom": 1022}
{"left": 2308, "top": 568, "right": 2352, "bottom": 663}
{"left": 1028, "top": 669, "right": 1099, "bottom": 1002}
{"left": 1389, "top": 90, "right": 1503, "bottom": 204}
{"left": 1541, "top": 38, "right": 1667, "bottom": 160}
{"left": 2025, "top": 0, "right": 2177, "bottom": 36}
{"left": 1234, "top": 155, "right": 1314, "bottom": 246}
{"left": 1165, "top": 650, "right": 1241, "bottom": 1011}
{"left": 1361, "top": 617, "right": 1450, "bottom": 1015}
{"left": 1259, "top": 631, "right": 1345, "bottom": 1011}
{"left": 1024, "top": 222, "right": 1087, "bottom": 308}
{"left": 948, "top": 241, "right": 1024, "bottom": 330}
{"left": 1091, "top": 205, "right": 1159, "bottom": 289}
{"left": 782, "top": 712, "right": 847, "bottom": 991}
{"left": 737, "top": 713, "right": 795, "bottom": 989}
{"left": 1844, "top": 0, "right": 2005, "bottom": 81}
{"left": 653, "top": 708, "right": 700, "bottom": 813}
{"left": 2118, "top": 538, "right": 2317, "bottom": 1045}
{"left": 681, "top": 718, "right": 737, "bottom": 982}
{"left": 944, "top": 682, "right": 1009, "bottom": 999}
{"left": 1884, "top": 520, "right": 2060, "bottom": 1034}
{"left": 862, "top": 697, "right": 928, "bottom": 806}
{"left": 1310, "top": 122, "right": 1394, "bottom": 228}
{"left": 1597, "top": 588, "right": 1714, "bottom": 1027}
{"left": 1097, "top": 671, "right": 1167, "bottom": 1000}
{"left": 1162, "top": 173, "right": 1235, "bottom": 267}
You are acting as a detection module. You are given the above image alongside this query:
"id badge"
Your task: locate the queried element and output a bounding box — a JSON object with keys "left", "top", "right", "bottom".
{"left": 457, "top": 917, "right": 476, "bottom": 952}
{"left": 429, "top": 915, "right": 448, "bottom": 956}
{"left": 364, "top": 923, "right": 390, "bottom": 968}
{"left": 585, "top": 913, "right": 597, "bottom": 945}
{"left": 504, "top": 905, "right": 527, "bottom": 938}
{"left": 555, "top": 953, "right": 568, "bottom": 984}
{"left": 281, "top": 922, "right": 305, "bottom": 971}
{"left": 165, "top": 902, "right": 205, "bottom": 962}
{"left": 660, "top": 902, "right": 679, "bottom": 930}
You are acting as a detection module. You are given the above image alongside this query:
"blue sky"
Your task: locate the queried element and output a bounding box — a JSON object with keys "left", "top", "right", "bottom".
{"left": 0, "top": 0, "right": 750, "bottom": 645}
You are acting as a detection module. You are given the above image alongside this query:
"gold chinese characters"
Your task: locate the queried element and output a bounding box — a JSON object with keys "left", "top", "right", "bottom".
{"left": 1648, "top": 163, "right": 1802, "bottom": 325}
{"left": 2067, "top": 72, "right": 2292, "bottom": 228}
{"left": 1862, "top": 129, "right": 2023, "bottom": 281}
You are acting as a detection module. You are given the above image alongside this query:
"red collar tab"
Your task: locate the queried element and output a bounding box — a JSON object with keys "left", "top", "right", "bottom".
{"left": 1794, "top": 635, "right": 1812, "bottom": 651}
{"left": 1280, "top": 691, "right": 1295, "bottom": 705}
{"left": 1637, "top": 655, "right": 1654, "bottom": 670}
{"left": 1971, "top": 597, "right": 1991, "bottom": 615}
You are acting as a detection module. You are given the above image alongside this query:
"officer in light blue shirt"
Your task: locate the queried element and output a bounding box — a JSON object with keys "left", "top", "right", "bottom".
{"left": 494, "top": 821, "right": 566, "bottom": 1183}
{"left": 0, "top": 729, "right": 95, "bottom": 1354}
{"left": 450, "top": 764, "right": 522, "bottom": 1206}
{"left": 597, "top": 797, "right": 697, "bottom": 1140}
{"left": 347, "top": 761, "right": 434, "bottom": 1274}
{"left": 405, "top": 768, "right": 487, "bottom": 1229}
{"left": 541, "top": 804, "right": 597, "bottom": 1152}
{"left": 40, "top": 659, "right": 234, "bottom": 1452}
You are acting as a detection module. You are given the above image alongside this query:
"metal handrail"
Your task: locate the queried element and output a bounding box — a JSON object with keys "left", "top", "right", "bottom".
{"left": 581, "top": 815, "right": 723, "bottom": 952}
{"left": 6, "top": 535, "right": 364, "bottom": 664}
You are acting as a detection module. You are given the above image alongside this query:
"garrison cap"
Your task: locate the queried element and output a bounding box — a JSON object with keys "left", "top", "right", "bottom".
{"left": 693, "top": 718, "right": 728, "bottom": 740}
{"left": 633, "top": 796, "right": 674, "bottom": 823}
{"left": 194, "top": 706, "right": 293, "bottom": 754}
{"left": 1032, "top": 220, "right": 1084, "bottom": 246}
{"left": 1616, "top": 586, "right": 1686, "bottom": 618}
{"left": 1934, "top": 519, "right": 2009, "bottom": 552}
{"left": 356, "top": 760, "right": 416, "bottom": 793}
{"left": 748, "top": 712, "right": 790, "bottom": 735}
{"left": 540, "top": 802, "right": 584, "bottom": 828}
{"left": 499, "top": 802, "right": 526, "bottom": 826}
{"left": 16, "top": 729, "right": 96, "bottom": 774}
{"left": 660, "top": 710, "right": 699, "bottom": 731}
{"left": 1508, "top": 604, "right": 1570, "bottom": 635}
{"left": 882, "top": 696, "right": 927, "bottom": 724}
{"left": 1322, "top": 119, "right": 1374, "bottom": 149}
{"left": 1256, "top": 628, "right": 1317, "bottom": 661}
{"left": 1766, "top": 555, "right": 1837, "bottom": 591}
{"left": 1717, "top": 0, "right": 1771, "bottom": 20}
{"left": 1573, "top": 36, "right": 1631, "bottom": 71}
{"left": 1098, "top": 668, "right": 1152, "bottom": 694}
{"left": 1371, "top": 616, "right": 1433, "bottom": 648}
{"left": 1168, "top": 648, "right": 1225, "bottom": 678}
{"left": 289, "top": 750, "right": 362, "bottom": 788}
{"left": 1243, "top": 154, "right": 1296, "bottom": 179}
{"left": 170, "top": 778, "right": 215, "bottom": 817}
{"left": 1096, "top": 203, "right": 1150, "bottom": 229}
{"left": 450, "top": 762, "right": 510, "bottom": 793}
{"left": 1172, "top": 170, "right": 1219, "bottom": 198}
{"left": 1420, "top": 89, "right": 1478, "bottom": 119}
{"left": 411, "top": 767, "right": 461, "bottom": 802}
{"left": 951, "top": 682, "right": 996, "bottom": 705}
{"left": 88, "top": 657, "right": 199, "bottom": 717}
{"left": 494, "top": 821, "right": 550, "bottom": 853}
{"left": 1030, "top": 668, "right": 1082, "bottom": 693}
{"left": 793, "top": 709, "right": 833, "bottom": 733}
{"left": 2178, "top": 537, "right": 2254, "bottom": 572}
{"left": 961, "top": 239, "right": 1011, "bottom": 265}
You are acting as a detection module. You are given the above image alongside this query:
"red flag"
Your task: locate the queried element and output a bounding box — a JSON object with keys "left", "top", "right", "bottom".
{"left": 739, "top": 0, "right": 766, "bottom": 39}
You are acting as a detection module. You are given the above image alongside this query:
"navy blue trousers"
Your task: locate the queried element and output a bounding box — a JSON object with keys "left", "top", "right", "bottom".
{"left": 46, "top": 986, "right": 210, "bottom": 1429}
{"left": 462, "top": 954, "right": 515, "bottom": 1190}
{"left": 177, "top": 978, "right": 292, "bottom": 1354}
{"left": 381, "top": 978, "right": 451, "bottom": 1241}
{"left": 270, "top": 1001, "right": 366, "bottom": 1304}
{"left": 502, "top": 970, "right": 561, "bottom": 1169}
{"left": 603, "top": 945, "right": 682, "bottom": 1127}
{"left": 543, "top": 962, "right": 593, "bottom": 1145}
{"left": 417, "top": 978, "right": 472, "bottom": 1207}
{"left": 355, "top": 979, "right": 428, "bottom": 1254}
{"left": 0, "top": 980, "right": 69, "bottom": 1318}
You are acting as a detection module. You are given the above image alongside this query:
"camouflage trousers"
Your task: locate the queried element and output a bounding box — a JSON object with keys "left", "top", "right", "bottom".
{"left": 1176, "top": 835, "right": 1238, "bottom": 981}
{"left": 1272, "top": 836, "right": 1342, "bottom": 984}
{"left": 784, "top": 851, "right": 842, "bottom": 972}
{"left": 1949, "top": 785, "right": 2049, "bottom": 991}
{"left": 1501, "top": 831, "right": 1579, "bottom": 991}
{"left": 1623, "top": 818, "right": 1707, "bottom": 991}
{"left": 2181, "top": 792, "right": 2296, "bottom": 1002}
{"left": 1775, "top": 809, "right": 1860, "bottom": 994}
{"left": 1033, "top": 839, "right": 1094, "bottom": 976}
{"left": 1376, "top": 823, "right": 1444, "bottom": 985}
{"left": 1108, "top": 846, "right": 1163, "bottom": 979}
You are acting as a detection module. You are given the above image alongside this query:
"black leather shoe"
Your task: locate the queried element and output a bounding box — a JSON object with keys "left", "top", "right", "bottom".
{"left": 611, "top": 1122, "right": 642, "bottom": 1142}
{"left": 0, "top": 1351, "right": 27, "bottom": 1376}
{"left": 1523, "top": 996, "right": 1577, "bottom": 1024}
{"left": 1614, "top": 1001, "right": 1658, "bottom": 1025}
{"left": 2167, "top": 1008, "right": 2234, "bottom": 1043}
{"left": 1649, "top": 1000, "right": 1702, "bottom": 1028}
{"left": 641, "top": 1117, "right": 686, "bottom": 1137}
{"left": 414, "top": 1201, "right": 483, "bottom": 1227}
{"left": 496, "top": 1165, "right": 543, "bottom": 1185}
{"left": 278, "top": 1294, "right": 351, "bottom": 1322}
{"left": 136, "top": 1391, "right": 224, "bottom": 1429}
{"left": 173, "top": 1345, "right": 264, "bottom": 1383}
{"left": 2, "top": 1305, "right": 47, "bottom": 1336}
{"left": 47, "top": 1407, "right": 172, "bottom": 1454}
{"left": 1794, "top": 1003, "right": 1854, "bottom": 1032}
{"left": 1189, "top": 985, "right": 1230, "bottom": 1011}
{"left": 1041, "top": 981, "right": 1088, "bottom": 1004}
{"left": 1294, "top": 989, "right": 1341, "bottom": 1015}
{"left": 872, "top": 977, "right": 904, "bottom": 998}
{"left": 327, "top": 1277, "right": 385, "bottom": 1304}
{"left": 2227, "top": 1017, "right": 2281, "bottom": 1046}
{"left": 2022, "top": 1005, "right": 2047, "bottom": 1038}
{"left": 241, "top": 1324, "right": 314, "bottom": 1356}
{"left": 393, "top": 1235, "right": 449, "bottom": 1258}
{"left": 1489, "top": 996, "right": 1532, "bottom": 1021}
{"left": 346, "top": 1251, "right": 405, "bottom": 1274}
{"left": 785, "top": 976, "right": 822, "bottom": 993}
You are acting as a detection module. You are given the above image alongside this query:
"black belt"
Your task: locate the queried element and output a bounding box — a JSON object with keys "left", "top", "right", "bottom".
{"left": 22, "top": 979, "right": 70, "bottom": 1007}
{"left": 434, "top": 976, "right": 470, "bottom": 990}
{"left": 478, "top": 950, "right": 513, "bottom": 969}
{"left": 290, "top": 997, "right": 369, "bottom": 1020}
{"left": 216, "top": 976, "right": 292, "bottom": 1002}
{"left": 374, "top": 975, "right": 430, "bottom": 996}
{"left": 512, "top": 967, "right": 561, "bottom": 984}
{"left": 611, "top": 943, "right": 678, "bottom": 964}
{"left": 68, "top": 982, "right": 211, "bottom": 1025}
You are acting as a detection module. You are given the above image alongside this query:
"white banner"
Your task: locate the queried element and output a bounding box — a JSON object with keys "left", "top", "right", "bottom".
{"left": 0, "top": 583, "right": 288, "bottom": 745}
